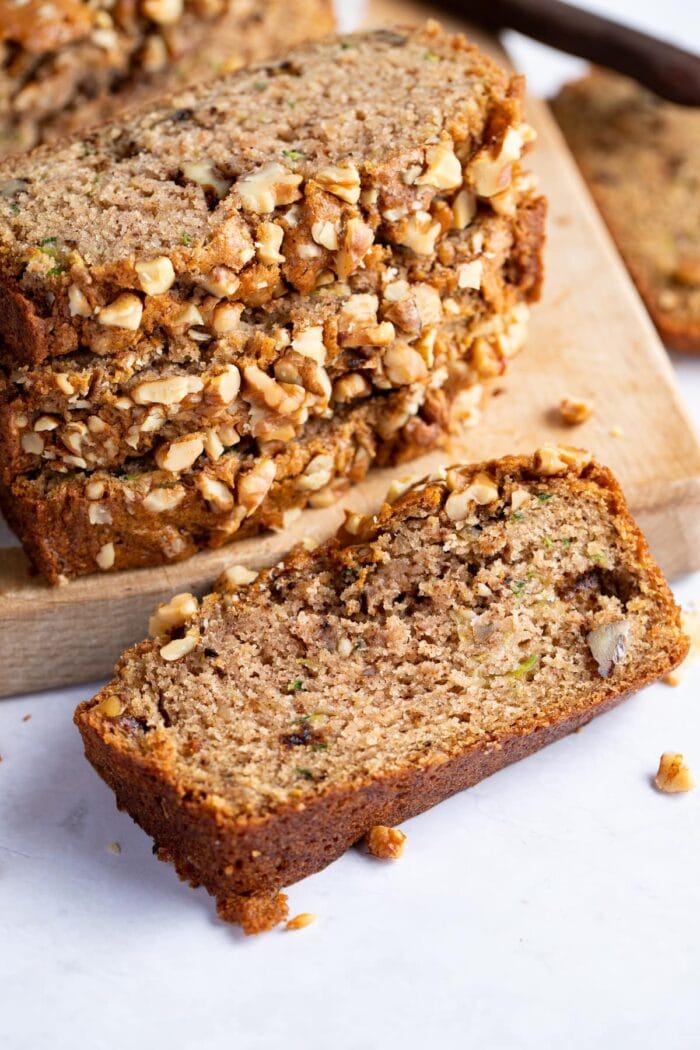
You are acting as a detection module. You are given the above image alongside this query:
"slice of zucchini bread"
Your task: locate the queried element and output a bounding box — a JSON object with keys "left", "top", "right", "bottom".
{"left": 1, "top": 375, "right": 468, "bottom": 582}
{"left": 75, "top": 448, "right": 687, "bottom": 932}
{"left": 0, "top": 0, "right": 335, "bottom": 159}
{"left": 0, "top": 201, "right": 544, "bottom": 484}
{"left": 0, "top": 22, "right": 539, "bottom": 366}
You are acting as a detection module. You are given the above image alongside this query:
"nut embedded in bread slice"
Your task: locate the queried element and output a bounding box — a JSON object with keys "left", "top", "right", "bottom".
{"left": 74, "top": 448, "right": 688, "bottom": 931}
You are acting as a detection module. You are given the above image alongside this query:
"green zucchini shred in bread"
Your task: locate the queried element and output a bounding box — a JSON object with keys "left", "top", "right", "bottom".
{"left": 0, "top": 0, "right": 335, "bottom": 158}
{"left": 75, "top": 449, "right": 688, "bottom": 934}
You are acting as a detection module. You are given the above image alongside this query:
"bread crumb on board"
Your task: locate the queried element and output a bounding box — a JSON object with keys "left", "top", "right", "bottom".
{"left": 654, "top": 753, "right": 696, "bottom": 793}
{"left": 107, "top": 842, "right": 122, "bottom": 854}
{"left": 559, "top": 396, "right": 594, "bottom": 425}
{"left": 365, "top": 825, "right": 407, "bottom": 859}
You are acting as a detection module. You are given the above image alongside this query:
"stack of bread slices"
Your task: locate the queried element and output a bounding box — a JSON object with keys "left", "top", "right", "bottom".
{"left": 0, "top": 23, "right": 545, "bottom": 582}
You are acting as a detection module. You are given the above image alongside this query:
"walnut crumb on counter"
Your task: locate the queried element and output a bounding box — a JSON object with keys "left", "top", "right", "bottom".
{"left": 286, "top": 912, "right": 316, "bottom": 931}
{"left": 654, "top": 752, "right": 696, "bottom": 793}
{"left": 366, "top": 825, "right": 407, "bottom": 859}
{"left": 559, "top": 396, "right": 593, "bottom": 425}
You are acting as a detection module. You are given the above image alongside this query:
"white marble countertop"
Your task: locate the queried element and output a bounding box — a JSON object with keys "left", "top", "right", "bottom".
{"left": 1, "top": 3, "right": 699, "bottom": 1048}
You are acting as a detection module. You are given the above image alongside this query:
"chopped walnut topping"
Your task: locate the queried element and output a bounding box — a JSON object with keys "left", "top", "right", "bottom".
{"left": 296, "top": 453, "right": 334, "bottom": 492}
{"left": 96, "top": 293, "right": 143, "bottom": 330}
{"left": 88, "top": 503, "right": 112, "bottom": 525}
{"left": 237, "top": 163, "right": 303, "bottom": 213}
{"left": 132, "top": 375, "right": 203, "bottom": 406}
{"left": 466, "top": 124, "right": 525, "bottom": 198}
{"left": 212, "top": 302, "right": 243, "bottom": 334}
{"left": 416, "top": 141, "right": 462, "bottom": 190}
{"left": 95, "top": 542, "right": 115, "bottom": 570}
{"left": 559, "top": 396, "right": 594, "bottom": 426}
{"left": 206, "top": 364, "right": 241, "bottom": 405}
{"left": 386, "top": 475, "right": 416, "bottom": 503}
{"left": 654, "top": 752, "right": 696, "bottom": 793}
{"left": 333, "top": 372, "right": 371, "bottom": 403}
{"left": 96, "top": 694, "right": 124, "bottom": 718}
{"left": 149, "top": 592, "right": 199, "bottom": 638}
{"left": 244, "top": 364, "right": 305, "bottom": 415}
{"left": 457, "top": 260, "right": 483, "bottom": 290}
{"left": 55, "top": 374, "right": 75, "bottom": 396}
{"left": 142, "top": 486, "right": 186, "bottom": 513}
{"left": 85, "top": 480, "right": 105, "bottom": 500}
{"left": 181, "top": 161, "right": 231, "bottom": 200}
{"left": 255, "top": 221, "right": 286, "bottom": 264}
{"left": 68, "top": 284, "right": 91, "bottom": 317}
{"left": 366, "top": 825, "right": 406, "bottom": 859}
{"left": 315, "top": 162, "right": 362, "bottom": 204}
{"left": 218, "top": 564, "right": 259, "bottom": 592}
{"left": 292, "top": 326, "right": 326, "bottom": 365}
{"left": 534, "top": 444, "right": 592, "bottom": 476}
{"left": 135, "top": 256, "right": 176, "bottom": 296}
{"left": 397, "top": 210, "right": 441, "bottom": 255}
{"left": 21, "top": 432, "right": 44, "bottom": 455}
{"left": 155, "top": 433, "right": 205, "bottom": 473}
{"left": 34, "top": 415, "right": 59, "bottom": 433}
{"left": 142, "top": 0, "right": 183, "bottom": 26}
{"left": 336, "top": 217, "right": 374, "bottom": 279}
{"left": 452, "top": 189, "right": 477, "bottom": 229}
{"left": 238, "top": 458, "right": 276, "bottom": 514}
{"left": 311, "top": 220, "right": 339, "bottom": 251}
{"left": 196, "top": 475, "right": 234, "bottom": 511}
{"left": 160, "top": 628, "right": 200, "bottom": 662}
{"left": 198, "top": 266, "right": 239, "bottom": 298}
{"left": 383, "top": 345, "right": 428, "bottom": 386}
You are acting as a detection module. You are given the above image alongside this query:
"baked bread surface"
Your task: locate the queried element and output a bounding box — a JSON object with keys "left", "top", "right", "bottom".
{"left": 75, "top": 450, "right": 688, "bottom": 926}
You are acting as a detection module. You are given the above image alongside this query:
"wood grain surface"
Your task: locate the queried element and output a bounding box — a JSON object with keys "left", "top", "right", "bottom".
{"left": 1, "top": 0, "right": 699, "bottom": 697}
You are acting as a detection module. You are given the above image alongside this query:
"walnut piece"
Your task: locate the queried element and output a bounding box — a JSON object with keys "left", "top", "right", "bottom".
{"left": 559, "top": 396, "right": 594, "bottom": 426}
{"left": 654, "top": 752, "right": 696, "bottom": 793}
{"left": 366, "top": 825, "right": 406, "bottom": 859}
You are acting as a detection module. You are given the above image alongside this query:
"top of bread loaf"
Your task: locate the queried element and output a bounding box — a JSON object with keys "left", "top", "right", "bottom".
{"left": 0, "top": 23, "right": 531, "bottom": 363}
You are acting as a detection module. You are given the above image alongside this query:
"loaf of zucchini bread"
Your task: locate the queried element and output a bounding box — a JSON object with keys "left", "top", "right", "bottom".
{"left": 0, "top": 0, "right": 335, "bottom": 158}
{"left": 0, "top": 23, "right": 546, "bottom": 581}
{"left": 74, "top": 449, "right": 687, "bottom": 933}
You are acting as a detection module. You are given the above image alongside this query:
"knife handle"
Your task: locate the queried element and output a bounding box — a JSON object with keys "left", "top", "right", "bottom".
{"left": 432, "top": 0, "right": 700, "bottom": 106}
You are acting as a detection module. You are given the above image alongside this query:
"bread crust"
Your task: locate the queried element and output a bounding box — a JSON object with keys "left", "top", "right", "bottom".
{"left": 74, "top": 452, "right": 688, "bottom": 923}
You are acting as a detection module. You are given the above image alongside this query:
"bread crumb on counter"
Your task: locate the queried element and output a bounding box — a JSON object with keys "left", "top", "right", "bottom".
{"left": 654, "top": 752, "right": 696, "bottom": 793}
{"left": 366, "top": 825, "right": 407, "bottom": 859}
{"left": 286, "top": 912, "right": 317, "bottom": 931}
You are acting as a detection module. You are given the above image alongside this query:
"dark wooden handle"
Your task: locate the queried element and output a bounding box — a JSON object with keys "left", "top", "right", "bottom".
{"left": 431, "top": 0, "right": 700, "bottom": 106}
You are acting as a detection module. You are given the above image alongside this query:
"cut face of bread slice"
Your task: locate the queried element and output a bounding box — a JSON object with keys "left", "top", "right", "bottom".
{"left": 0, "top": 24, "right": 533, "bottom": 365}
{"left": 75, "top": 450, "right": 687, "bottom": 930}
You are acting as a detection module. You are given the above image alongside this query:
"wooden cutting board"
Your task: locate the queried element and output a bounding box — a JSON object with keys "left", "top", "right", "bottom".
{"left": 2, "top": 1, "right": 700, "bottom": 698}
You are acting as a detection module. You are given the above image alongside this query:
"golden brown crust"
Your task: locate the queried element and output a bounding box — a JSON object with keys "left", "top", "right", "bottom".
{"left": 74, "top": 452, "right": 688, "bottom": 926}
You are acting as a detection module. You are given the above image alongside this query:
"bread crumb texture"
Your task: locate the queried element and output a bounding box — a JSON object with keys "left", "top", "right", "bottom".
{"left": 74, "top": 451, "right": 687, "bottom": 930}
